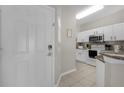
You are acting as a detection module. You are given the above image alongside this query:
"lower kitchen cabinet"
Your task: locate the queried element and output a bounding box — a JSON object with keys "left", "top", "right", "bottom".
{"left": 96, "top": 59, "right": 105, "bottom": 87}
{"left": 76, "top": 49, "right": 88, "bottom": 63}
{"left": 76, "top": 49, "right": 96, "bottom": 66}
{"left": 104, "top": 56, "right": 124, "bottom": 87}
{"left": 96, "top": 56, "right": 124, "bottom": 87}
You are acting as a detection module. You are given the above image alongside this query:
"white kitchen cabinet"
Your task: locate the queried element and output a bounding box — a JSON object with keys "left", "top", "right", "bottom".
{"left": 92, "top": 28, "right": 97, "bottom": 35}
{"left": 97, "top": 55, "right": 124, "bottom": 87}
{"left": 76, "top": 49, "right": 88, "bottom": 63}
{"left": 80, "top": 32, "right": 86, "bottom": 42}
{"left": 77, "top": 33, "right": 82, "bottom": 42}
{"left": 79, "top": 22, "right": 124, "bottom": 42}
{"left": 83, "top": 31, "right": 89, "bottom": 42}
{"left": 104, "top": 23, "right": 124, "bottom": 41}
{"left": 77, "top": 31, "right": 90, "bottom": 42}
{"left": 88, "top": 29, "right": 94, "bottom": 36}
{"left": 113, "top": 23, "right": 124, "bottom": 41}
{"left": 96, "top": 27, "right": 104, "bottom": 35}
{"left": 92, "top": 27, "right": 104, "bottom": 36}
{"left": 76, "top": 49, "right": 83, "bottom": 61}
{"left": 96, "top": 59, "right": 105, "bottom": 87}
{"left": 103, "top": 56, "right": 124, "bottom": 87}
{"left": 104, "top": 25, "right": 113, "bottom": 41}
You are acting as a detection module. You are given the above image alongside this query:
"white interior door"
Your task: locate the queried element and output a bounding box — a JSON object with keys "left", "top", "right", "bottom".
{"left": 0, "top": 6, "right": 55, "bottom": 87}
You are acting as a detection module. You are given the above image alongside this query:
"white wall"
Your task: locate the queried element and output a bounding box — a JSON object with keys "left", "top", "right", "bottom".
{"left": 61, "top": 7, "right": 77, "bottom": 73}
{"left": 54, "top": 6, "right": 62, "bottom": 84}
{"left": 51, "top": 6, "right": 78, "bottom": 85}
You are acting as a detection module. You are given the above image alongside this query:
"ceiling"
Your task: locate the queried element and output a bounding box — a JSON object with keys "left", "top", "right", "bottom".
{"left": 60, "top": 5, "right": 90, "bottom": 14}
{"left": 56, "top": 5, "right": 124, "bottom": 25}
{"left": 77, "top": 5, "right": 124, "bottom": 25}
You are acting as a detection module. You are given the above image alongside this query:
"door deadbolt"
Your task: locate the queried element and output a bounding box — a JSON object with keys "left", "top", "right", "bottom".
{"left": 48, "top": 45, "right": 52, "bottom": 50}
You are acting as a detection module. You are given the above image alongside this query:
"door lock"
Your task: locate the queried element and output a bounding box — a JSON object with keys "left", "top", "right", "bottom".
{"left": 48, "top": 45, "right": 52, "bottom": 56}
{"left": 48, "top": 45, "right": 52, "bottom": 50}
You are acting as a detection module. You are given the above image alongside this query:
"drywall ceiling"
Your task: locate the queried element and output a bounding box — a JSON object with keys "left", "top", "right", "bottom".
{"left": 76, "top": 5, "right": 124, "bottom": 25}
{"left": 61, "top": 5, "right": 90, "bottom": 14}
{"left": 52, "top": 5, "right": 124, "bottom": 25}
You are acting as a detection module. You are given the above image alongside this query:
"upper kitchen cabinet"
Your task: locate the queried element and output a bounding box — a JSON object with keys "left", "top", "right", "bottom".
{"left": 83, "top": 31, "right": 90, "bottom": 42}
{"left": 92, "top": 28, "right": 97, "bottom": 35}
{"left": 91, "top": 27, "right": 104, "bottom": 36}
{"left": 78, "top": 22, "right": 124, "bottom": 42}
{"left": 77, "top": 31, "right": 90, "bottom": 42}
{"left": 80, "top": 32, "right": 86, "bottom": 42}
{"left": 104, "top": 23, "right": 124, "bottom": 41}
{"left": 87, "top": 29, "right": 94, "bottom": 36}
{"left": 113, "top": 23, "right": 124, "bottom": 41}
{"left": 77, "top": 33, "right": 82, "bottom": 42}
{"left": 77, "top": 31, "right": 86, "bottom": 42}
{"left": 104, "top": 25, "right": 113, "bottom": 41}
{"left": 96, "top": 27, "right": 104, "bottom": 35}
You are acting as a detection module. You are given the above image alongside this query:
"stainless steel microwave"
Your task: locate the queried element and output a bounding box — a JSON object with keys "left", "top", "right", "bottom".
{"left": 89, "top": 35, "right": 104, "bottom": 43}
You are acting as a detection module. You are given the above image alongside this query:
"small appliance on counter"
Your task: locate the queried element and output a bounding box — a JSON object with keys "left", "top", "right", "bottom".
{"left": 114, "top": 45, "right": 121, "bottom": 53}
{"left": 86, "top": 43, "right": 91, "bottom": 49}
{"left": 105, "top": 44, "right": 113, "bottom": 51}
{"left": 78, "top": 46, "right": 83, "bottom": 49}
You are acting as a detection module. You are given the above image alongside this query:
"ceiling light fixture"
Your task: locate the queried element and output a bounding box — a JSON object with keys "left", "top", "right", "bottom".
{"left": 76, "top": 5, "right": 104, "bottom": 20}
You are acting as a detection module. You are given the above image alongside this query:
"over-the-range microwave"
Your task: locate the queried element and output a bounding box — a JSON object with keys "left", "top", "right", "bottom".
{"left": 89, "top": 35, "right": 104, "bottom": 43}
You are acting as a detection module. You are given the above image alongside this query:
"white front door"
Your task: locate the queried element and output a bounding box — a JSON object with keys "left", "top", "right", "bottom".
{"left": 0, "top": 6, "right": 55, "bottom": 87}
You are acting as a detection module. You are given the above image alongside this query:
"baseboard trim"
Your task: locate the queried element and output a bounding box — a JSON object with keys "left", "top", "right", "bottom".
{"left": 61, "top": 68, "right": 77, "bottom": 76}
{"left": 55, "top": 74, "right": 63, "bottom": 87}
{"left": 55, "top": 68, "right": 76, "bottom": 87}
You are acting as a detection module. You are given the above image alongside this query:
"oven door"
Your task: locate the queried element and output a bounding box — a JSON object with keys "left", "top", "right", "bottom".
{"left": 89, "top": 50, "right": 97, "bottom": 58}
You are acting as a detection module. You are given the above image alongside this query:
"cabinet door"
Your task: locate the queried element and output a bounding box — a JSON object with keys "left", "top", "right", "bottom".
{"left": 113, "top": 23, "right": 124, "bottom": 41}
{"left": 88, "top": 30, "right": 94, "bottom": 36}
{"left": 80, "top": 32, "right": 85, "bottom": 42}
{"left": 79, "top": 31, "right": 88, "bottom": 42}
{"left": 80, "top": 50, "right": 88, "bottom": 63}
{"left": 76, "top": 50, "right": 82, "bottom": 61}
{"left": 104, "top": 25, "right": 113, "bottom": 41}
{"left": 83, "top": 31, "right": 89, "bottom": 42}
{"left": 92, "top": 28, "right": 97, "bottom": 35}
{"left": 77, "top": 33, "right": 82, "bottom": 42}
{"left": 96, "top": 27, "right": 104, "bottom": 35}
{"left": 96, "top": 60, "right": 105, "bottom": 87}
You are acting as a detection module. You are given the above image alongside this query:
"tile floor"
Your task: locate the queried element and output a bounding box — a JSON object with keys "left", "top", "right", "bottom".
{"left": 59, "top": 62, "right": 96, "bottom": 87}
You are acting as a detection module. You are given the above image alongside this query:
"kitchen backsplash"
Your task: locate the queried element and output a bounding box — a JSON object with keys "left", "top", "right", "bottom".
{"left": 76, "top": 41, "right": 124, "bottom": 52}
{"left": 105, "top": 41, "right": 124, "bottom": 45}
{"left": 105, "top": 41, "right": 124, "bottom": 51}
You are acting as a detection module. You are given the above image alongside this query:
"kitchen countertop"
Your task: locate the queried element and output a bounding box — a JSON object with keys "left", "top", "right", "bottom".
{"left": 100, "top": 51, "right": 124, "bottom": 60}
{"left": 76, "top": 48, "right": 89, "bottom": 50}
{"left": 95, "top": 55, "right": 105, "bottom": 63}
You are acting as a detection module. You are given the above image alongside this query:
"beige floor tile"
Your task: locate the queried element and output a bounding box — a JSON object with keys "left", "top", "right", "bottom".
{"left": 59, "top": 62, "right": 96, "bottom": 87}
{"left": 85, "top": 73, "right": 96, "bottom": 82}
{"left": 71, "top": 78, "right": 94, "bottom": 87}
{"left": 59, "top": 74, "right": 79, "bottom": 86}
